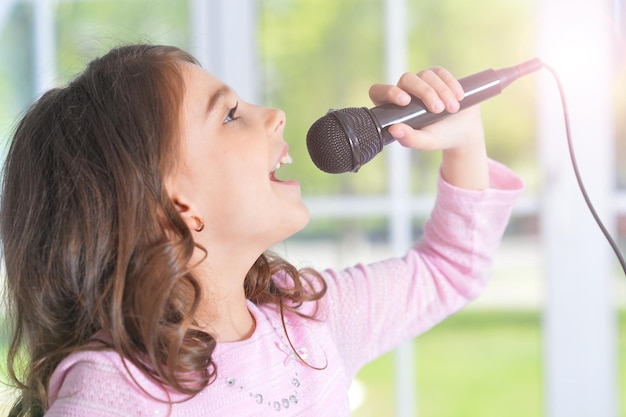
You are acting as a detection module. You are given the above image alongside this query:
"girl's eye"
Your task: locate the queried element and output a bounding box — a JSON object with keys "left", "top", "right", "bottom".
{"left": 224, "top": 102, "right": 239, "bottom": 124}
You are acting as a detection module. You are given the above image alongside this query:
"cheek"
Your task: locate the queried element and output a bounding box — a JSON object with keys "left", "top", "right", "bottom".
{"left": 200, "top": 161, "right": 263, "bottom": 218}
{"left": 183, "top": 141, "right": 271, "bottom": 223}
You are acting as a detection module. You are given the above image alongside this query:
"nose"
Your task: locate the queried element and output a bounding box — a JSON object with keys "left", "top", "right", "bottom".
{"left": 267, "top": 108, "right": 286, "bottom": 134}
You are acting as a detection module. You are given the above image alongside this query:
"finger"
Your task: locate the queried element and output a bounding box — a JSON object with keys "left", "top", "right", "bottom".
{"left": 388, "top": 106, "right": 482, "bottom": 151}
{"left": 425, "top": 66, "right": 464, "bottom": 101}
{"left": 368, "top": 83, "right": 411, "bottom": 107}
{"left": 397, "top": 67, "right": 464, "bottom": 114}
{"left": 387, "top": 123, "right": 441, "bottom": 151}
{"left": 399, "top": 71, "right": 461, "bottom": 114}
{"left": 414, "top": 68, "right": 463, "bottom": 113}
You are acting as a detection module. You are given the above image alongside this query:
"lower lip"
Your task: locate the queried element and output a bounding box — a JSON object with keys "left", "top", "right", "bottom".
{"left": 270, "top": 172, "right": 299, "bottom": 186}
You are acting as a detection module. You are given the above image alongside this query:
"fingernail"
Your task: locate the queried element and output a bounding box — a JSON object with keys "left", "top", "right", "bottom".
{"left": 398, "top": 92, "right": 411, "bottom": 105}
{"left": 447, "top": 99, "right": 460, "bottom": 112}
{"left": 433, "top": 100, "right": 445, "bottom": 112}
{"left": 390, "top": 126, "right": 405, "bottom": 139}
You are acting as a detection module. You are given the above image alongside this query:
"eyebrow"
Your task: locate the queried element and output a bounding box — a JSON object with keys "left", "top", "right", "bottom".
{"left": 206, "top": 85, "right": 232, "bottom": 117}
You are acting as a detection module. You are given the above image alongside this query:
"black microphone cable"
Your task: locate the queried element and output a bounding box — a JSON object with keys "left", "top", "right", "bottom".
{"left": 542, "top": 62, "right": 626, "bottom": 276}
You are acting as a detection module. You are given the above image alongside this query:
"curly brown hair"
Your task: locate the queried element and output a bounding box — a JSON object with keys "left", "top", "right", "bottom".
{"left": 1, "top": 44, "right": 326, "bottom": 417}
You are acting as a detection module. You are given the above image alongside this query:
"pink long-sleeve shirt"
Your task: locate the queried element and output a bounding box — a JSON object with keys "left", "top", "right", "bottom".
{"left": 45, "top": 160, "right": 523, "bottom": 416}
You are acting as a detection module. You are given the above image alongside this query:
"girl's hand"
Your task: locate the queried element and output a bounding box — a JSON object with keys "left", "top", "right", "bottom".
{"left": 368, "top": 67, "right": 490, "bottom": 190}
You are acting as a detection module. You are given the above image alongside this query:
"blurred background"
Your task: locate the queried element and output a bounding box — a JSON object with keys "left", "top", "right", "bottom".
{"left": 0, "top": 0, "right": 624, "bottom": 416}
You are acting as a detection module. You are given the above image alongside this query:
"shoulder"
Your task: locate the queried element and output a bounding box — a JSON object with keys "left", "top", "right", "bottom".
{"left": 46, "top": 350, "right": 173, "bottom": 416}
{"left": 49, "top": 349, "right": 132, "bottom": 392}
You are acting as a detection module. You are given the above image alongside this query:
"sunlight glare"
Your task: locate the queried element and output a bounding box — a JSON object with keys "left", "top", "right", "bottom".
{"left": 536, "top": 2, "right": 618, "bottom": 87}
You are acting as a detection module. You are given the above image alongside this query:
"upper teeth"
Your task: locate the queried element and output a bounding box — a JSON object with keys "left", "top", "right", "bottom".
{"left": 274, "top": 154, "right": 293, "bottom": 171}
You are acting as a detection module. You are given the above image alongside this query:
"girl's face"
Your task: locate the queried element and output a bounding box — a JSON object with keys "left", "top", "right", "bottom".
{"left": 168, "top": 63, "right": 309, "bottom": 257}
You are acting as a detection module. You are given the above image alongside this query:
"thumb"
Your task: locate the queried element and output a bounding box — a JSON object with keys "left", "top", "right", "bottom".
{"left": 387, "top": 123, "right": 443, "bottom": 151}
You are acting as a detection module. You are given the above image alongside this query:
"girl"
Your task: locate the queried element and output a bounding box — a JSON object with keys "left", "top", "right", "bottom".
{"left": 2, "top": 44, "right": 523, "bottom": 416}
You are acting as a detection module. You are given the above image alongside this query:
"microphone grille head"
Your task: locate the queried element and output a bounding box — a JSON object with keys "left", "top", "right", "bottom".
{"left": 306, "top": 107, "right": 381, "bottom": 174}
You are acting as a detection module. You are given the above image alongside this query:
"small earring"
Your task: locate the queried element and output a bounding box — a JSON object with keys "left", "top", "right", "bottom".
{"left": 191, "top": 216, "right": 204, "bottom": 232}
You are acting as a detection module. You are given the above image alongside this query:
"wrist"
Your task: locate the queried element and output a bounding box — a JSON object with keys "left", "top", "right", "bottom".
{"left": 441, "top": 138, "right": 490, "bottom": 190}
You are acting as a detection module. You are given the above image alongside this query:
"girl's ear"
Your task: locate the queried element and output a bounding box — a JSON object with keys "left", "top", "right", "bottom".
{"left": 165, "top": 172, "right": 205, "bottom": 233}
{"left": 171, "top": 196, "right": 205, "bottom": 233}
{"left": 172, "top": 198, "right": 190, "bottom": 214}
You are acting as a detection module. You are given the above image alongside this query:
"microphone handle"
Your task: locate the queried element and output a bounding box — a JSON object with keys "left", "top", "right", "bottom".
{"left": 369, "top": 68, "right": 504, "bottom": 145}
{"left": 367, "top": 58, "right": 542, "bottom": 145}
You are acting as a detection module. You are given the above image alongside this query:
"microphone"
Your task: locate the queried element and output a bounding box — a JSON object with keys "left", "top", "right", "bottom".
{"left": 306, "top": 58, "right": 543, "bottom": 174}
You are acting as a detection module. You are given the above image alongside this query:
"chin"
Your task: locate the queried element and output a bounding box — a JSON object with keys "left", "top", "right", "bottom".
{"left": 278, "top": 204, "right": 310, "bottom": 241}
{"left": 295, "top": 201, "right": 310, "bottom": 227}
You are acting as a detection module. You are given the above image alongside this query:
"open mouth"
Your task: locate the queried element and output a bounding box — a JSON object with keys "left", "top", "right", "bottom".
{"left": 270, "top": 153, "right": 293, "bottom": 182}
